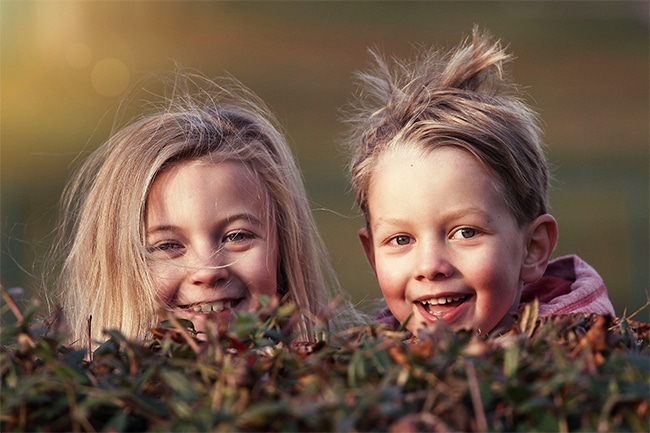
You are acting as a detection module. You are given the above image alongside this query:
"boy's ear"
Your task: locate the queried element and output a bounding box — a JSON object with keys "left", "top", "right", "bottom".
{"left": 358, "top": 227, "right": 377, "bottom": 274}
{"left": 520, "top": 214, "right": 558, "bottom": 283}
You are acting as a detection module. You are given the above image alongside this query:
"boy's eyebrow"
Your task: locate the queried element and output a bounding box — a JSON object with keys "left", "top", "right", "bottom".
{"left": 441, "top": 208, "right": 492, "bottom": 222}
{"left": 371, "top": 217, "right": 407, "bottom": 232}
{"left": 371, "top": 208, "right": 492, "bottom": 231}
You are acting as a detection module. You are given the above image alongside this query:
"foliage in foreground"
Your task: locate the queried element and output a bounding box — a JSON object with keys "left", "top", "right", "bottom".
{"left": 1, "top": 291, "right": 649, "bottom": 433}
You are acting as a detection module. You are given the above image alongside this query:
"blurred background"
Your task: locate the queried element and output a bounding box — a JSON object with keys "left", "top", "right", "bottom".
{"left": 2, "top": 1, "right": 648, "bottom": 320}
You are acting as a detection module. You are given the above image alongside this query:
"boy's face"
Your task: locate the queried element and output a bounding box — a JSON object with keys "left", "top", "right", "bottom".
{"left": 145, "top": 159, "right": 278, "bottom": 334}
{"left": 360, "top": 146, "right": 532, "bottom": 335}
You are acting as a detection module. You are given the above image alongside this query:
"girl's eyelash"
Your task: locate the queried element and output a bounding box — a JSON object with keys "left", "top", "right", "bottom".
{"left": 150, "top": 241, "right": 182, "bottom": 251}
{"left": 224, "top": 230, "right": 255, "bottom": 242}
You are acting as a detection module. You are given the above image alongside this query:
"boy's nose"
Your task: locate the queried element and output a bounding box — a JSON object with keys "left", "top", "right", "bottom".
{"left": 188, "top": 250, "right": 230, "bottom": 288}
{"left": 414, "top": 241, "right": 454, "bottom": 281}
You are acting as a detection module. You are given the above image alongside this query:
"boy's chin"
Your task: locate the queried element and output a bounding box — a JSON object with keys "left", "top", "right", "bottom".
{"left": 406, "top": 312, "right": 497, "bottom": 336}
{"left": 487, "top": 314, "right": 516, "bottom": 336}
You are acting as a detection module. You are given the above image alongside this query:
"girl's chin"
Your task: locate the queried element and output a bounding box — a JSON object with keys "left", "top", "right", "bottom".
{"left": 173, "top": 309, "right": 235, "bottom": 335}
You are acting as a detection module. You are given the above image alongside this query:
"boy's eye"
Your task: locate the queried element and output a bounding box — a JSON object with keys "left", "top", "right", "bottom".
{"left": 390, "top": 235, "right": 412, "bottom": 246}
{"left": 452, "top": 228, "right": 478, "bottom": 239}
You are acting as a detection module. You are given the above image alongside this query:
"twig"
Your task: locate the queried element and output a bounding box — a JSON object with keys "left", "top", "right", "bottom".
{"left": 87, "top": 315, "right": 93, "bottom": 362}
{"left": 1, "top": 286, "right": 25, "bottom": 325}
{"left": 164, "top": 312, "right": 202, "bottom": 355}
{"left": 465, "top": 360, "right": 488, "bottom": 432}
{"left": 624, "top": 292, "right": 650, "bottom": 322}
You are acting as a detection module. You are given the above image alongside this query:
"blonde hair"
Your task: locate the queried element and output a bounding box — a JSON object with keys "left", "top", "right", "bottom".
{"left": 49, "top": 73, "right": 351, "bottom": 347}
{"left": 346, "top": 27, "right": 549, "bottom": 226}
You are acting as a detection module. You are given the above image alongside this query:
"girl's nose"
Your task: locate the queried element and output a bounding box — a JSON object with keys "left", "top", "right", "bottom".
{"left": 414, "top": 241, "right": 454, "bottom": 281}
{"left": 188, "top": 249, "right": 230, "bottom": 288}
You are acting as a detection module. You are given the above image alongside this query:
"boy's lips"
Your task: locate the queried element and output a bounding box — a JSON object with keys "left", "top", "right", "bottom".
{"left": 415, "top": 293, "right": 472, "bottom": 321}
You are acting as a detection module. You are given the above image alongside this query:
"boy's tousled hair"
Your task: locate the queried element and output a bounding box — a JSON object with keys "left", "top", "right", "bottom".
{"left": 48, "top": 73, "right": 352, "bottom": 347}
{"left": 345, "top": 26, "right": 549, "bottom": 226}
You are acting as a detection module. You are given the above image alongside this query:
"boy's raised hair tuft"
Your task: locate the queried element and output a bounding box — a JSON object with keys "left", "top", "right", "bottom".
{"left": 345, "top": 26, "right": 549, "bottom": 226}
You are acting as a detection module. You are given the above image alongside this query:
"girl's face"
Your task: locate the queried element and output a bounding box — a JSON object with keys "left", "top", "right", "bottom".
{"left": 145, "top": 159, "right": 278, "bottom": 333}
{"left": 359, "top": 146, "right": 532, "bottom": 335}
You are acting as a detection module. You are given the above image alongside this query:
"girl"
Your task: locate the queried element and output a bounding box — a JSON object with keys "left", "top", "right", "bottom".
{"left": 344, "top": 28, "right": 615, "bottom": 336}
{"left": 48, "top": 73, "right": 355, "bottom": 347}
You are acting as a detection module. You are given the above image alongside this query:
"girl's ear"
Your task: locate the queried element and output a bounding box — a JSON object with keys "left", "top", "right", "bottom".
{"left": 358, "top": 227, "right": 377, "bottom": 273}
{"left": 520, "top": 214, "right": 558, "bottom": 283}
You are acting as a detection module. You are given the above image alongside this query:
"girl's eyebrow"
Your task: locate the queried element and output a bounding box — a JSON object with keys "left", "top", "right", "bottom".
{"left": 146, "top": 225, "right": 177, "bottom": 235}
{"left": 225, "top": 213, "right": 264, "bottom": 226}
{"left": 146, "top": 213, "right": 264, "bottom": 235}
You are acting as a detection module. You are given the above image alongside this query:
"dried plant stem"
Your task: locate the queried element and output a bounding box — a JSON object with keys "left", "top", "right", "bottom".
{"left": 624, "top": 294, "right": 650, "bottom": 322}
{"left": 1, "top": 287, "right": 25, "bottom": 324}
{"left": 164, "top": 312, "right": 202, "bottom": 354}
{"left": 86, "top": 315, "right": 93, "bottom": 362}
{"left": 465, "top": 360, "right": 488, "bottom": 432}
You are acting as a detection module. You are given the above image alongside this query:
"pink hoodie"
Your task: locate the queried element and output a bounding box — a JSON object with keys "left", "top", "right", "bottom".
{"left": 374, "top": 254, "right": 616, "bottom": 330}
{"left": 520, "top": 254, "right": 615, "bottom": 317}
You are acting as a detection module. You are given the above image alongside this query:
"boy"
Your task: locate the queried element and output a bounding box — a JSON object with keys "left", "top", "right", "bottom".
{"left": 344, "top": 28, "right": 615, "bottom": 335}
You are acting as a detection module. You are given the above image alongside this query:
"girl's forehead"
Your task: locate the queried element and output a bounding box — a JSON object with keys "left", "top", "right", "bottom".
{"left": 150, "top": 159, "right": 269, "bottom": 203}
{"left": 162, "top": 157, "right": 256, "bottom": 180}
{"left": 146, "top": 159, "right": 274, "bottom": 222}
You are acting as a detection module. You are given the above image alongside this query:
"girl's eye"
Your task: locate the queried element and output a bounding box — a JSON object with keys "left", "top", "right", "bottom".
{"left": 224, "top": 230, "right": 254, "bottom": 243}
{"left": 148, "top": 241, "right": 184, "bottom": 259}
{"left": 390, "top": 235, "right": 412, "bottom": 246}
{"left": 453, "top": 227, "right": 478, "bottom": 239}
{"left": 152, "top": 241, "right": 183, "bottom": 251}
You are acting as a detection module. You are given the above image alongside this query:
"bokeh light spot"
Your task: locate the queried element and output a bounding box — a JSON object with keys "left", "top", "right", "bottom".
{"left": 91, "top": 58, "right": 130, "bottom": 97}
{"left": 66, "top": 43, "right": 92, "bottom": 69}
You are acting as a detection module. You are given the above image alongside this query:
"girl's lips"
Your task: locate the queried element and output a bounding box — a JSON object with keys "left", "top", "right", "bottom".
{"left": 178, "top": 298, "right": 244, "bottom": 314}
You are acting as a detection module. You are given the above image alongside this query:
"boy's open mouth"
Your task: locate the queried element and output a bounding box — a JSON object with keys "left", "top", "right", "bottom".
{"left": 178, "top": 299, "right": 243, "bottom": 313}
{"left": 418, "top": 295, "right": 470, "bottom": 316}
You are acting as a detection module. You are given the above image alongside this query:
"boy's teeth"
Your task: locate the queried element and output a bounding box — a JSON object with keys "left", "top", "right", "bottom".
{"left": 190, "top": 300, "right": 230, "bottom": 313}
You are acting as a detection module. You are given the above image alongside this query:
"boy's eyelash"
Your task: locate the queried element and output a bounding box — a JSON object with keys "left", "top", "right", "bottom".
{"left": 387, "top": 234, "right": 411, "bottom": 246}
{"left": 383, "top": 226, "right": 481, "bottom": 244}
{"left": 452, "top": 227, "right": 480, "bottom": 239}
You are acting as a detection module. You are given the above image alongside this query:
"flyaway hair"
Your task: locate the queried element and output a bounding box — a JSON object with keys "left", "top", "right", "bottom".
{"left": 345, "top": 26, "right": 549, "bottom": 226}
{"left": 47, "top": 72, "right": 361, "bottom": 348}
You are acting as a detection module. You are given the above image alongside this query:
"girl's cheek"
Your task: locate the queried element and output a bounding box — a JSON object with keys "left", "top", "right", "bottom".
{"left": 149, "top": 264, "right": 184, "bottom": 295}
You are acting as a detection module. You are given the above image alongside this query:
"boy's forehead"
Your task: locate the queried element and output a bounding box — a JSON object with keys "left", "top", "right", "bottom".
{"left": 376, "top": 142, "right": 477, "bottom": 170}
{"left": 369, "top": 144, "right": 512, "bottom": 215}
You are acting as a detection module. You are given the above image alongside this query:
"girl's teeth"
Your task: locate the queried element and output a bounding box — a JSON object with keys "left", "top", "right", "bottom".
{"left": 190, "top": 300, "right": 228, "bottom": 313}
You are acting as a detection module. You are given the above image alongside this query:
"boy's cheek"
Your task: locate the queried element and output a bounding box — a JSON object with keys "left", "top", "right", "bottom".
{"left": 376, "top": 272, "right": 409, "bottom": 314}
